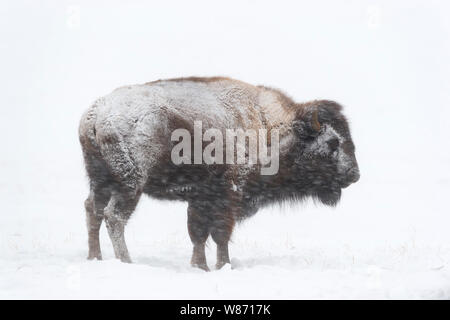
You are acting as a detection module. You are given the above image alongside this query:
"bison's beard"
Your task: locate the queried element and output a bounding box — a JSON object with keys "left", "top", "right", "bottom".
{"left": 316, "top": 187, "right": 341, "bottom": 206}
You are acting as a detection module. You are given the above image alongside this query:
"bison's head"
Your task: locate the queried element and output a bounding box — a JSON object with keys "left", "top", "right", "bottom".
{"left": 291, "top": 100, "right": 360, "bottom": 206}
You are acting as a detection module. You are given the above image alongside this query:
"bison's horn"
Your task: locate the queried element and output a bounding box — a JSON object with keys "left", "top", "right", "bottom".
{"left": 312, "top": 109, "right": 321, "bottom": 131}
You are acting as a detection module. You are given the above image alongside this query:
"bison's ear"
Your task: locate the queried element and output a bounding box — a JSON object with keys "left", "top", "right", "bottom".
{"left": 293, "top": 108, "right": 322, "bottom": 139}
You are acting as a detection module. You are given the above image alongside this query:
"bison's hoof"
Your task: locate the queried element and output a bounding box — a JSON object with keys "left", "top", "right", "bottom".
{"left": 120, "top": 256, "right": 132, "bottom": 264}
{"left": 192, "top": 263, "right": 210, "bottom": 272}
{"left": 87, "top": 253, "right": 102, "bottom": 261}
{"left": 215, "top": 262, "right": 231, "bottom": 270}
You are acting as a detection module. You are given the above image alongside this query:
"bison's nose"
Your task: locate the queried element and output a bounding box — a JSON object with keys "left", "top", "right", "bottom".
{"left": 347, "top": 167, "right": 360, "bottom": 184}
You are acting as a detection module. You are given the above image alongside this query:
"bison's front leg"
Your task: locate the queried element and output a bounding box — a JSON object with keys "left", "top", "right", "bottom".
{"left": 211, "top": 210, "right": 235, "bottom": 270}
{"left": 209, "top": 185, "right": 239, "bottom": 270}
{"left": 187, "top": 203, "right": 210, "bottom": 271}
{"left": 104, "top": 189, "right": 141, "bottom": 263}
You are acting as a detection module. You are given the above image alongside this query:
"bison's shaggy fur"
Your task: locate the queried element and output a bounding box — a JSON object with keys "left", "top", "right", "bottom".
{"left": 79, "top": 77, "right": 360, "bottom": 270}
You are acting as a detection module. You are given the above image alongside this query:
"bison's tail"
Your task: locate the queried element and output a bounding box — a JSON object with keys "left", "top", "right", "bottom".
{"left": 79, "top": 103, "right": 100, "bottom": 154}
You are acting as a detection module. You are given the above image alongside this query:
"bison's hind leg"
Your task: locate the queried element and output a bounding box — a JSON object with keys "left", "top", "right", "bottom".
{"left": 85, "top": 186, "right": 110, "bottom": 260}
{"left": 85, "top": 192, "right": 102, "bottom": 260}
{"left": 104, "top": 188, "right": 141, "bottom": 263}
{"left": 82, "top": 149, "right": 113, "bottom": 260}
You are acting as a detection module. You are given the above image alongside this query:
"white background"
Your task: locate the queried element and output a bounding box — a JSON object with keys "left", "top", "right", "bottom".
{"left": 1, "top": 0, "right": 450, "bottom": 299}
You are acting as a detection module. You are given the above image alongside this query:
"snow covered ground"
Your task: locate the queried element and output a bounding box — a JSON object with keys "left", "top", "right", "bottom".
{"left": 1, "top": 0, "right": 450, "bottom": 299}
{"left": 2, "top": 179, "right": 450, "bottom": 299}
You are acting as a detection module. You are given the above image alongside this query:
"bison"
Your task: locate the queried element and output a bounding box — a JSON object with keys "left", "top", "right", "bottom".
{"left": 79, "top": 76, "right": 360, "bottom": 271}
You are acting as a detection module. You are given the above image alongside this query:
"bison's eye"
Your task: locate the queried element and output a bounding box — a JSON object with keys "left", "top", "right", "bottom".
{"left": 327, "top": 138, "right": 339, "bottom": 152}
